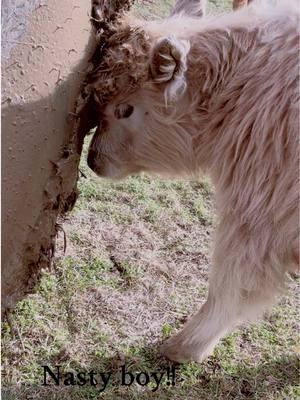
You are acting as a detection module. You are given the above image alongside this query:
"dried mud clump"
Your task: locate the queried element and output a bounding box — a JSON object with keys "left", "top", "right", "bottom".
{"left": 91, "top": 0, "right": 135, "bottom": 30}
{"left": 84, "top": 27, "right": 150, "bottom": 104}
{"left": 76, "top": 0, "right": 150, "bottom": 142}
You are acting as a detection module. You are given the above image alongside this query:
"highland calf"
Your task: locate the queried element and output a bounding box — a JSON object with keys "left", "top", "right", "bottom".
{"left": 87, "top": 0, "right": 299, "bottom": 362}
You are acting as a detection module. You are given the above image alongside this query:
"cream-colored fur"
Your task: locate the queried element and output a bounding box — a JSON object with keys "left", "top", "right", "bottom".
{"left": 87, "top": 0, "right": 300, "bottom": 362}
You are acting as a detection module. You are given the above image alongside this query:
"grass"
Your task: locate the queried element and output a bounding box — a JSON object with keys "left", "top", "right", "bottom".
{"left": 2, "top": 1, "right": 300, "bottom": 399}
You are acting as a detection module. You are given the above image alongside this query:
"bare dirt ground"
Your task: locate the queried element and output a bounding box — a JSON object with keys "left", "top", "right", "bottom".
{"left": 2, "top": 1, "right": 299, "bottom": 399}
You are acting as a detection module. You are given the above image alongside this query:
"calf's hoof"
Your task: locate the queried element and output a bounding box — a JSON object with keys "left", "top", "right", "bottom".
{"left": 160, "top": 336, "right": 198, "bottom": 363}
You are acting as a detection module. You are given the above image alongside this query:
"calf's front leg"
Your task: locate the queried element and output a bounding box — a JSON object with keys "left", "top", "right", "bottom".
{"left": 161, "top": 224, "right": 282, "bottom": 363}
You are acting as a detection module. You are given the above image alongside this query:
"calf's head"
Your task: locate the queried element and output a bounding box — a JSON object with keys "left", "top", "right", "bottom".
{"left": 87, "top": 34, "right": 192, "bottom": 179}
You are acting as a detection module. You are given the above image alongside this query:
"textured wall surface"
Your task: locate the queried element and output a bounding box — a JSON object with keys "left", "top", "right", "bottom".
{"left": 2, "top": 0, "right": 95, "bottom": 311}
{"left": 2, "top": 0, "right": 41, "bottom": 59}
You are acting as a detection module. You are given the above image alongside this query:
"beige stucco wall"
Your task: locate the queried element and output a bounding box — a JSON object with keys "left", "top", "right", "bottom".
{"left": 2, "top": 0, "right": 94, "bottom": 310}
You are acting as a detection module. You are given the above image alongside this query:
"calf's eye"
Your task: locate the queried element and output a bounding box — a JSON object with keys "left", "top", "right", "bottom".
{"left": 115, "top": 103, "right": 134, "bottom": 119}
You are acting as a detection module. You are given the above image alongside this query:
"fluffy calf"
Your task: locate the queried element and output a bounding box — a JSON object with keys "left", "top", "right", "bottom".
{"left": 87, "top": 0, "right": 299, "bottom": 362}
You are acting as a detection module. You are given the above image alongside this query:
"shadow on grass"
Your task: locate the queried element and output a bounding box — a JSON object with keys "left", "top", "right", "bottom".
{"left": 2, "top": 346, "right": 299, "bottom": 400}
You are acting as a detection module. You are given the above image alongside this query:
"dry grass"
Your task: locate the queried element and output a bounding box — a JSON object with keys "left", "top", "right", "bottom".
{"left": 2, "top": 1, "right": 300, "bottom": 399}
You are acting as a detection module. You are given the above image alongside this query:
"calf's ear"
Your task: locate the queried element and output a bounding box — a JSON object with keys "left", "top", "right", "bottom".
{"left": 171, "top": 0, "right": 206, "bottom": 18}
{"left": 150, "top": 35, "right": 190, "bottom": 101}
